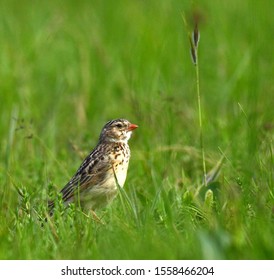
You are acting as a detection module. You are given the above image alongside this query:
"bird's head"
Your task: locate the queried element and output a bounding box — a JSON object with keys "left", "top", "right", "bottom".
{"left": 99, "top": 119, "right": 138, "bottom": 143}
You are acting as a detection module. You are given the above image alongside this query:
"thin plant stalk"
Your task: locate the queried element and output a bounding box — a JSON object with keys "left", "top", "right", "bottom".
{"left": 195, "top": 45, "right": 207, "bottom": 186}
{"left": 188, "top": 20, "right": 207, "bottom": 186}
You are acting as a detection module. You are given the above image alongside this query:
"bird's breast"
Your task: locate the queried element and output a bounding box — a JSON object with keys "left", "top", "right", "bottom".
{"left": 109, "top": 143, "right": 130, "bottom": 188}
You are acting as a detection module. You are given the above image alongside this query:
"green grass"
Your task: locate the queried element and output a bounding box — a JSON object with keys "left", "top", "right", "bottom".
{"left": 0, "top": 0, "right": 273, "bottom": 259}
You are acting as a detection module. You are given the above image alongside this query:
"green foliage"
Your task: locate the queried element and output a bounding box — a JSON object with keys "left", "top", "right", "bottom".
{"left": 0, "top": 0, "right": 273, "bottom": 259}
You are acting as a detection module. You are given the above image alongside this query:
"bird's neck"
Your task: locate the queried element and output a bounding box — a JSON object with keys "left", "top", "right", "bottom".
{"left": 101, "top": 138, "right": 129, "bottom": 145}
{"left": 112, "top": 139, "right": 129, "bottom": 144}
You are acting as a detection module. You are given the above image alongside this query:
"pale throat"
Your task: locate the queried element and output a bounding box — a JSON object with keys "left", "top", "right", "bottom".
{"left": 108, "top": 131, "right": 132, "bottom": 143}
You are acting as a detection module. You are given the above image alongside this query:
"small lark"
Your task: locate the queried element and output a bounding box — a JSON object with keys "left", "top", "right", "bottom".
{"left": 48, "top": 119, "right": 138, "bottom": 215}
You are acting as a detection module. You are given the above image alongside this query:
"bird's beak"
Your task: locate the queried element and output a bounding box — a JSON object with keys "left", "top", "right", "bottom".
{"left": 128, "top": 123, "right": 138, "bottom": 131}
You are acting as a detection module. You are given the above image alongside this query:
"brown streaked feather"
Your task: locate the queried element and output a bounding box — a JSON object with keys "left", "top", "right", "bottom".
{"left": 51, "top": 145, "right": 111, "bottom": 205}
{"left": 48, "top": 143, "right": 126, "bottom": 211}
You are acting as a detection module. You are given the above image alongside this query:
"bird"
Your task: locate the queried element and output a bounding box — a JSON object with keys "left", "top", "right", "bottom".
{"left": 48, "top": 118, "right": 138, "bottom": 215}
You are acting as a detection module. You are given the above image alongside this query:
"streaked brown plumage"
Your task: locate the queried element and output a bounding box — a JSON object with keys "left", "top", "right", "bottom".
{"left": 48, "top": 118, "right": 138, "bottom": 214}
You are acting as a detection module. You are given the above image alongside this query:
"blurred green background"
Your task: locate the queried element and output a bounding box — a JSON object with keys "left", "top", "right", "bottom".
{"left": 0, "top": 0, "right": 273, "bottom": 259}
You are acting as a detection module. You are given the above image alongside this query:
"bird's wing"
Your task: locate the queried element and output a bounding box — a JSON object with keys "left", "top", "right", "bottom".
{"left": 59, "top": 146, "right": 111, "bottom": 203}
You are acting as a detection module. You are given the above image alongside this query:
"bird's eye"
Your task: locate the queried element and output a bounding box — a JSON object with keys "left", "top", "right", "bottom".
{"left": 116, "top": 123, "right": 123, "bottom": 128}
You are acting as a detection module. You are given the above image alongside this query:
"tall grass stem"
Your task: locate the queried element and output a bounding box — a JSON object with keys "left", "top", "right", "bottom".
{"left": 194, "top": 37, "right": 207, "bottom": 186}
